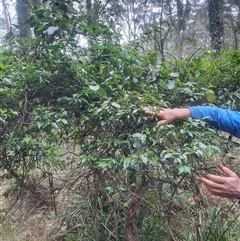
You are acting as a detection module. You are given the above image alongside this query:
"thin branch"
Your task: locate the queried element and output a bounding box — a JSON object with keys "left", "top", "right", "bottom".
{"left": 100, "top": 0, "right": 111, "bottom": 14}
{"left": 223, "top": 88, "right": 236, "bottom": 110}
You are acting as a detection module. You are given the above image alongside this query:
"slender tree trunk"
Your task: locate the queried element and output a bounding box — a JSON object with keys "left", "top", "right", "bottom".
{"left": 86, "top": 0, "right": 93, "bottom": 47}
{"left": 236, "top": 0, "right": 240, "bottom": 48}
{"left": 168, "top": 0, "right": 191, "bottom": 59}
{"left": 208, "top": 0, "right": 223, "bottom": 52}
{"left": 16, "top": 0, "right": 31, "bottom": 38}
{"left": 125, "top": 195, "right": 140, "bottom": 241}
{"left": 233, "top": 27, "right": 238, "bottom": 49}
{"left": 159, "top": 0, "right": 166, "bottom": 62}
{"left": 176, "top": 0, "right": 183, "bottom": 59}
{"left": 125, "top": 168, "right": 148, "bottom": 241}
{"left": 2, "top": 0, "right": 11, "bottom": 33}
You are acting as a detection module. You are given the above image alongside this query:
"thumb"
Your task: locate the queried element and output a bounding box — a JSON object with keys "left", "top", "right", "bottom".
{"left": 219, "top": 164, "right": 238, "bottom": 177}
{"left": 157, "top": 119, "right": 169, "bottom": 126}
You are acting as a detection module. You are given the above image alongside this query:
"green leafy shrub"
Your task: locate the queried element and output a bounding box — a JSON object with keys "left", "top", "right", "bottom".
{"left": 1, "top": 2, "right": 240, "bottom": 240}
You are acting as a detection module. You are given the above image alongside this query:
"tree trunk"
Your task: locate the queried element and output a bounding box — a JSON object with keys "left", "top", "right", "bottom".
{"left": 168, "top": 0, "right": 191, "bottom": 59}
{"left": 124, "top": 168, "right": 148, "bottom": 241}
{"left": 124, "top": 194, "right": 140, "bottom": 241}
{"left": 2, "top": 0, "right": 11, "bottom": 33}
{"left": 86, "top": 0, "right": 93, "bottom": 47}
{"left": 208, "top": 0, "right": 224, "bottom": 52}
{"left": 16, "top": 0, "right": 31, "bottom": 38}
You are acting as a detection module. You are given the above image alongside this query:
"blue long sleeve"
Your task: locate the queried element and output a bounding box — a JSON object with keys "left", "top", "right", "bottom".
{"left": 189, "top": 106, "right": 240, "bottom": 138}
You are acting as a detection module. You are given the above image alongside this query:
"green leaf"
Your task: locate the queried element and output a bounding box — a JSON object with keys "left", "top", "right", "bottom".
{"left": 206, "top": 89, "right": 216, "bottom": 102}
{"left": 169, "top": 177, "right": 178, "bottom": 185}
{"left": 175, "top": 194, "right": 186, "bottom": 199}
{"left": 123, "top": 65, "right": 130, "bottom": 77}
{"left": 112, "top": 102, "right": 121, "bottom": 109}
{"left": 89, "top": 85, "right": 100, "bottom": 91}
{"left": 132, "top": 133, "right": 146, "bottom": 144}
{"left": 123, "top": 202, "right": 129, "bottom": 208}
{"left": 56, "top": 118, "right": 68, "bottom": 125}
{"left": 148, "top": 52, "right": 158, "bottom": 65}
{"left": 37, "top": 122, "right": 44, "bottom": 129}
{"left": 0, "top": 62, "right": 4, "bottom": 69}
{"left": 123, "top": 157, "right": 131, "bottom": 169}
{"left": 3, "top": 77, "right": 12, "bottom": 84}
{"left": 140, "top": 154, "right": 148, "bottom": 164}
{"left": 133, "top": 140, "right": 141, "bottom": 148}
{"left": 178, "top": 165, "right": 191, "bottom": 174}
{"left": 97, "top": 87, "right": 106, "bottom": 96}
{"left": 157, "top": 182, "right": 163, "bottom": 194}
{"left": 105, "top": 186, "right": 114, "bottom": 194}
{"left": 45, "top": 26, "right": 58, "bottom": 35}
{"left": 133, "top": 77, "right": 138, "bottom": 83}
{"left": 0, "top": 117, "right": 5, "bottom": 123}
{"left": 167, "top": 80, "right": 175, "bottom": 89}
{"left": 51, "top": 122, "right": 58, "bottom": 129}
{"left": 170, "top": 72, "right": 179, "bottom": 78}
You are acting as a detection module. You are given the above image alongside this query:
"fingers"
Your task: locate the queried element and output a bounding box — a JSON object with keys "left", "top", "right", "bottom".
{"left": 145, "top": 110, "right": 167, "bottom": 126}
{"left": 145, "top": 109, "right": 172, "bottom": 123}
{"left": 219, "top": 164, "right": 238, "bottom": 177}
{"left": 144, "top": 110, "right": 156, "bottom": 116}
{"left": 201, "top": 177, "right": 223, "bottom": 189}
{"left": 145, "top": 110, "right": 164, "bottom": 118}
{"left": 157, "top": 119, "right": 169, "bottom": 126}
{"left": 201, "top": 177, "right": 226, "bottom": 197}
{"left": 203, "top": 174, "right": 225, "bottom": 184}
{"left": 201, "top": 172, "right": 240, "bottom": 198}
{"left": 202, "top": 165, "right": 238, "bottom": 184}
{"left": 203, "top": 186, "right": 224, "bottom": 197}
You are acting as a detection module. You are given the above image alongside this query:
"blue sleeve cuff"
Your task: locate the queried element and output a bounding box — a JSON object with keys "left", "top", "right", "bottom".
{"left": 188, "top": 106, "right": 240, "bottom": 138}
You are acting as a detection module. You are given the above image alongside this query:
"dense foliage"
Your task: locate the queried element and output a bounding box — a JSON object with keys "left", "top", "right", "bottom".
{"left": 0, "top": 1, "right": 240, "bottom": 241}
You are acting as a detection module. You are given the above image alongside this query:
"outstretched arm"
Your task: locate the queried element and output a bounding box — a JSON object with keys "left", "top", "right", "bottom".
{"left": 146, "top": 106, "right": 240, "bottom": 138}
{"left": 189, "top": 106, "right": 240, "bottom": 138}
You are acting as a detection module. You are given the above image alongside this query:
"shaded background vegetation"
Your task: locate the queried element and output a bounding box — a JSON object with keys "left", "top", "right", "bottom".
{"left": 0, "top": 0, "right": 240, "bottom": 240}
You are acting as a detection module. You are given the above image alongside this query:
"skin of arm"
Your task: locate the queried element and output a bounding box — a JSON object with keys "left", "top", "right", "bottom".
{"left": 145, "top": 108, "right": 191, "bottom": 126}
{"left": 145, "top": 107, "right": 240, "bottom": 200}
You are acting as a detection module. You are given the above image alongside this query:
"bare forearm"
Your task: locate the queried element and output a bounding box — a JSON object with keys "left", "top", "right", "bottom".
{"left": 146, "top": 106, "right": 240, "bottom": 138}
{"left": 173, "top": 108, "right": 191, "bottom": 119}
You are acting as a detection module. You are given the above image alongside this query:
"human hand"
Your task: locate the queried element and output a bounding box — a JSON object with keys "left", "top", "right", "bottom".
{"left": 145, "top": 108, "right": 191, "bottom": 126}
{"left": 201, "top": 164, "right": 240, "bottom": 199}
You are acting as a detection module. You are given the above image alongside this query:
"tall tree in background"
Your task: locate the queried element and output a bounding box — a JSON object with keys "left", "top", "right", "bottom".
{"left": 225, "top": 0, "right": 240, "bottom": 49}
{"left": 16, "top": 0, "right": 31, "bottom": 37}
{"left": 2, "top": 0, "right": 11, "bottom": 33}
{"left": 167, "top": 0, "right": 191, "bottom": 59}
{"left": 208, "top": 0, "right": 224, "bottom": 52}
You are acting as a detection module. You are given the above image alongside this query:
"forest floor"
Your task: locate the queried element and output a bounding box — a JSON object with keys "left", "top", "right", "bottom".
{"left": 1, "top": 140, "right": 240, "bottom": 241}
{"left": 0, "top": 171, "right": 70, "bottom": 241}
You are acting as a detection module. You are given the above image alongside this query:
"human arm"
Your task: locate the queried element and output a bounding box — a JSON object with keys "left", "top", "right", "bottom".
{"left": 201, "top": 164, "right": 240, "bottom": 199}
{"left": 189, "top": 106, "right": 240, "bottom": 138}
{"left": 146, "top": 106, "right": 240, "bottom": 138}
